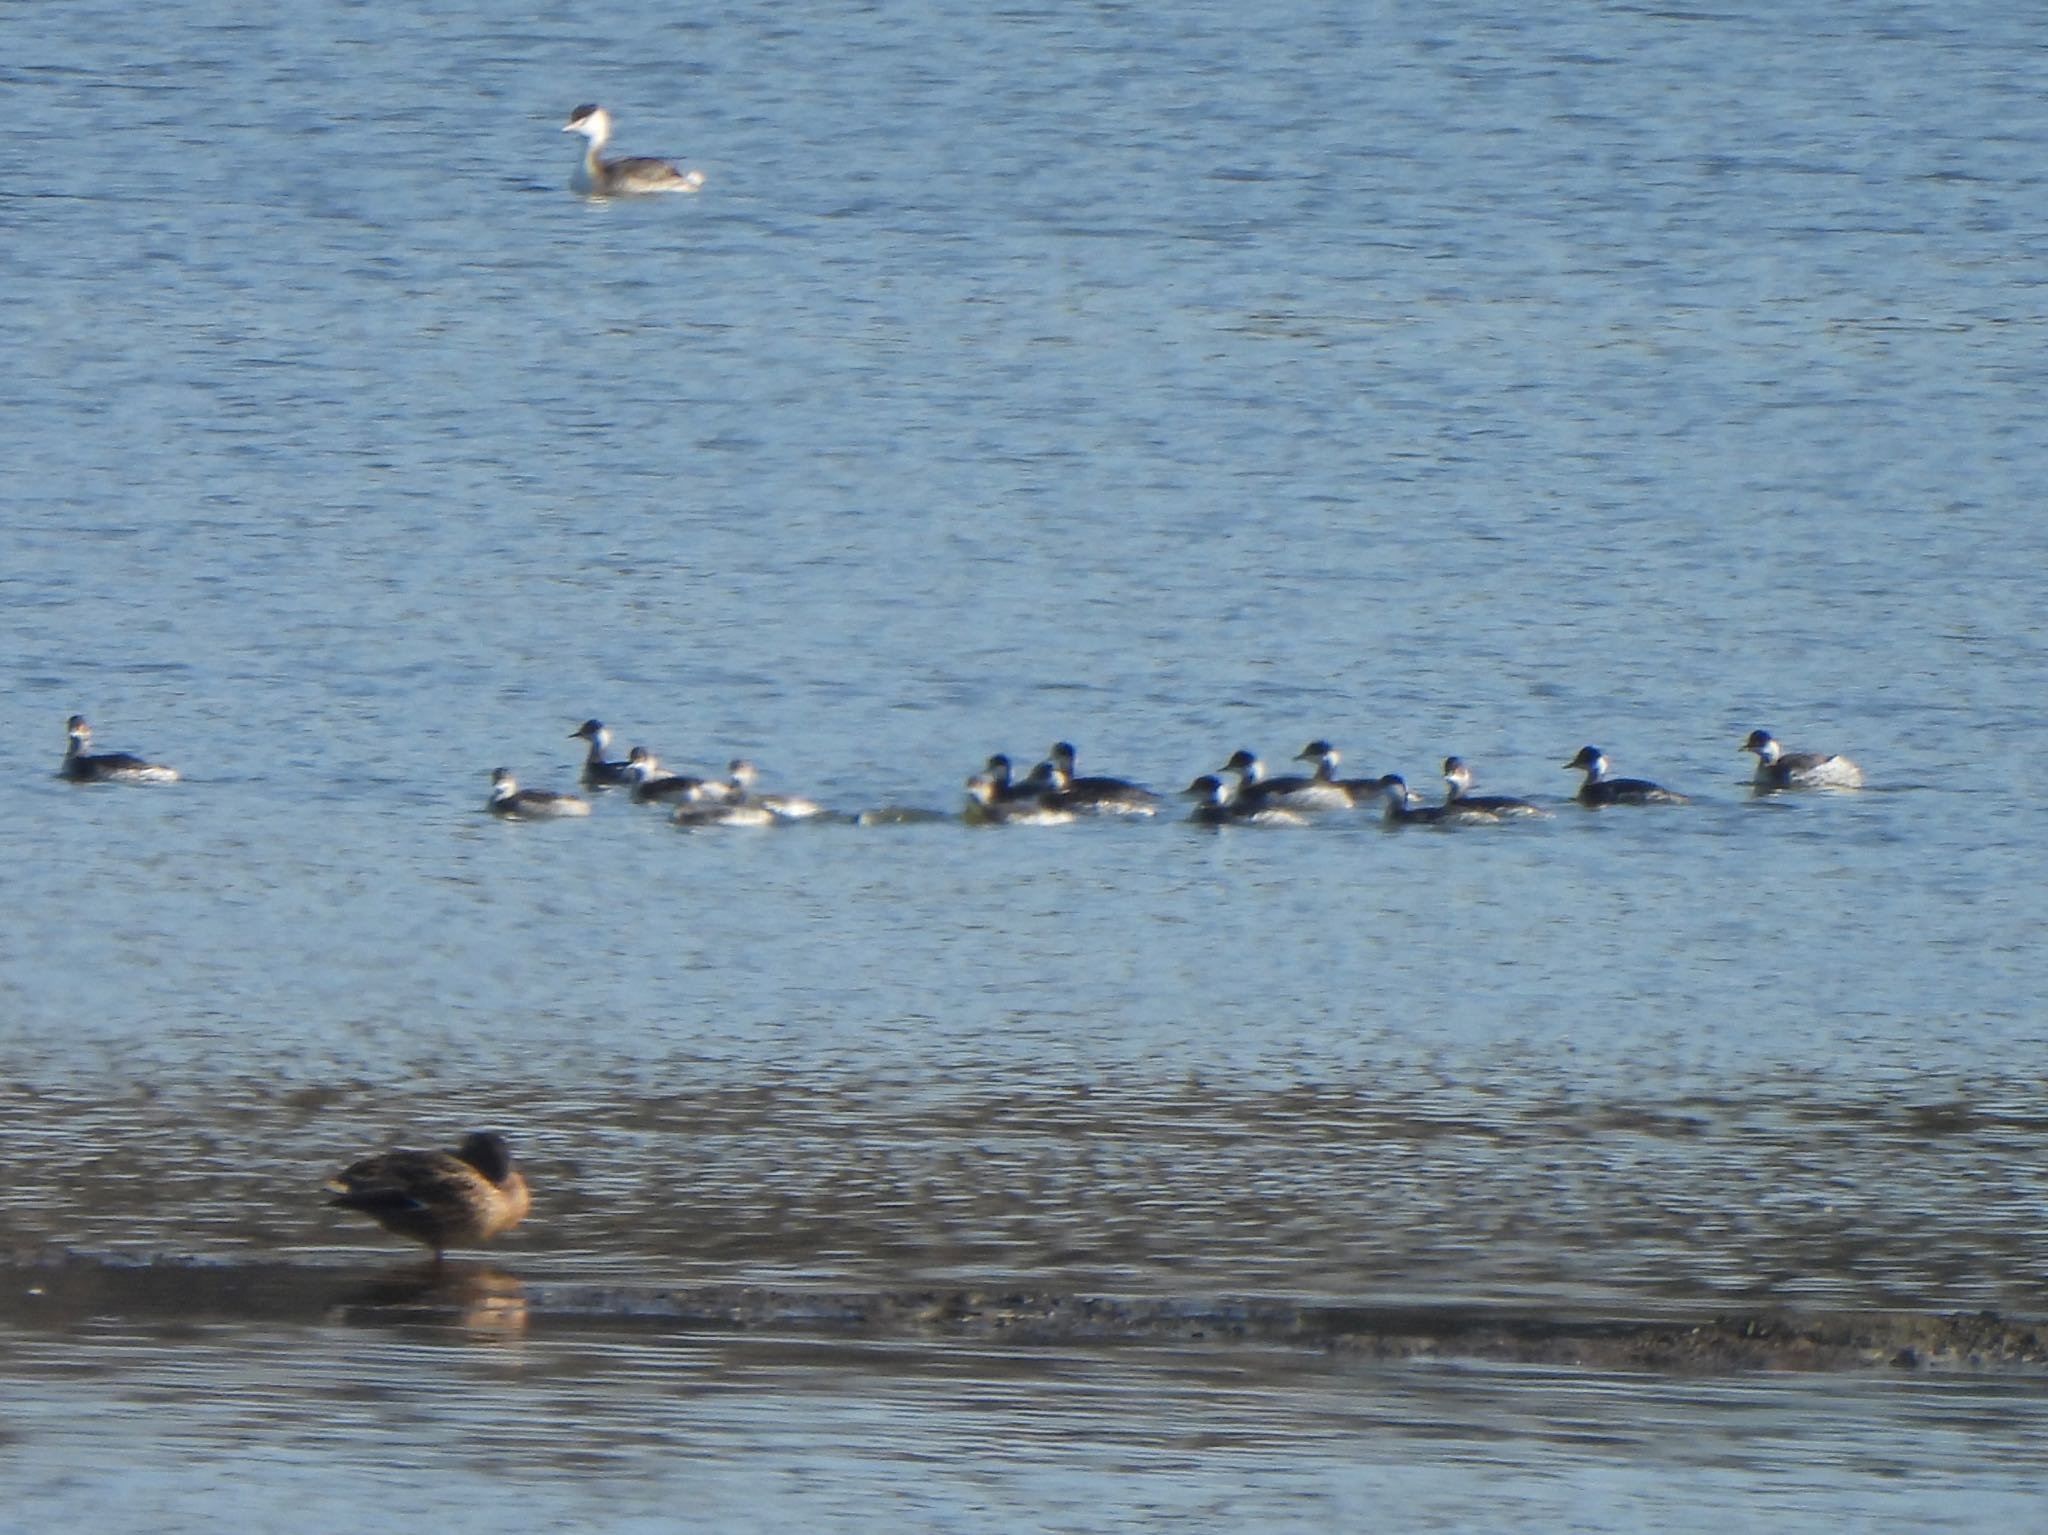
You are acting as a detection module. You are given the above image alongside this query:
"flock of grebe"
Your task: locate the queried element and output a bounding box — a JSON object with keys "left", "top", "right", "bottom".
{"left": 55, "top": 715, "right": 1868, "bottom": 826}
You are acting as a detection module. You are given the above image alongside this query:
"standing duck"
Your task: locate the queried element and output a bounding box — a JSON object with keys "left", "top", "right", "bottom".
{"left": 326, "top": 1131, "right": 533, "bottom": 1262}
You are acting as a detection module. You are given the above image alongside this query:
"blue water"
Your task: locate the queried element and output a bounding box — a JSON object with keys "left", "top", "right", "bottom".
{"left": 5, "top": 0, "right": 2048, "bottom": 1528}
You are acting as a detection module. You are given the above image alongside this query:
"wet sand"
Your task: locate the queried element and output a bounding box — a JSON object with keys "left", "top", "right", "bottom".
{"left": 5, "top": 1254, "right": 2041, "bottom": 1376}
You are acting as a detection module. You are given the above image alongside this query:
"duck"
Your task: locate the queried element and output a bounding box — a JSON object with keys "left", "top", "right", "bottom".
{"left": 1562, "top": 746, "right": 1689, "bottom": 807}
{"left": 723, "top": 759, "right": 825, "bottom": 820}
{"left": 562, "top": 103, "right": 705, "bottom": 195}
{"left": 1742, "top": 729, "right": 1864, "bottom": 791}
{"left": 624, "top": 748, "right": 733, "bottom": 805}
{"left": 1182, "top": 772, "right": 1310, "bottom": 827}
{"left": 326, "top": 1130, "right": 532, "bottom": 1262}
{"left": 1293, "top": 740, "right": 1395, "bottom": 804}
{"left": 1378, "top": 775, "right": 1501, "bottom": 826}
{"left": 486, "top": 768, "right": 591, "bottom": 819}
{"left": 569, "top": 719, "right": 635, "bottom": 789}
{"left": 1217, "top": 748, "right": 1352, "bottom": 812}
{"left": 1441, "top": 756, "right": 1550, "bottom": 817}
{"left": 964, "top": 771, "right": 1074, "bottom": 825}
{"left": 1043, "top": 741, "right": 1161, "bottom": 815}
{"left": 59, "top": 715, "right": 178, "bottom": 784}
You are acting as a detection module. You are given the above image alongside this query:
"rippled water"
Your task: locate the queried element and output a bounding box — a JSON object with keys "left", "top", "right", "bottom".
{"left": 6, "top": 0, "right": 2048, "bottom": 1527}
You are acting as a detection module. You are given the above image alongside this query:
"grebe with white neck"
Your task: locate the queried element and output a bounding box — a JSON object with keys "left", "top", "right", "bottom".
{"left": 60, "top": 716, "right": 178, "bottom": 784}
{"left": 1742, "top": 730, "right": 1864, "bottom": 791}
{"left": 1441, "top": 757, "right": 1550, "bottom": 818}
{"left": 486, "top": 768, "right": 591, "bottom": 819}
{"left": 1378, "top": 775, "right": 1500, "bottom": 827}
{"left": 569, "top": 719, "right": 634, "bottom": 789}
{"left": 563, "top": 104, "right": 705, "bottom": 195}
{"left": 1563, "top": 746, "right": 1689, "bottom": 807}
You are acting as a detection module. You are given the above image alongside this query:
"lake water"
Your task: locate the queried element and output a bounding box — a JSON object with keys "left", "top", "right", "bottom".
{"left": 5, "top": 0, "right": 2047, "bottom": 1528}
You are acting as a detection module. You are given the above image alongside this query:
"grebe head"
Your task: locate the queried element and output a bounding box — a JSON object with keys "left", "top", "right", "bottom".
{"left": 964, "top": 771, "right": 1000, "bottom": 807}
{"left": 1181, "top": 773, "right": 1225, "bottom": 801}
{"left": 1218, "top": 749, "right": 1262, "bottom": 780}
{"left": 1564, "top": 745, "right": 1606, "bottom": 776}
{"left": 1048, "top": 741, "right": 1079, "bottom": 774}
{"left": 488, "top": 768, "right": 518, "bottom": 798}
{"left": 563, "top": 103, "right": 612, "bottom": 144}
{"left": 570, "top": 719, "right": 610, "bottom": 745}
{"left": 66, "top": 715, "right": 91, "bottom": 744}
{"left": 1380, "top": 774, "right": 1412, "bottom": 805}
{"left": 726, "top": 759, "right": 760, "bottom": 790}
{"left": 1742, "top": 729, "right": 1782, "bottom": 763}
{"left": 1442, "top": 756, "right": 1474, "bottom": 788}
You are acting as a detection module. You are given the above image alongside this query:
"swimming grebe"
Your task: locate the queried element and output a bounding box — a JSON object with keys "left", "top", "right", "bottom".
{"left": 486, "top": 768, "right": 592, "bottom": 819}
{"left": 1378, "top": 775, "right": 1501, "bottom": 826}
{"left": 672, "top": 781, "right": 778, "bottom": 828}
{"left": 563, "top": 104, "right": 705, "bottom": 195}
{"left": 1044, "top": 741, "right": 1161, "bottom": 815}
{"left": 1742, "top": 730, "right": 1865, "bottom": 790}
{"left": 723, "top": 759, "right": 824, "bottom": 820}
{"left": 569, "top": 719, "right": 634, "bottom": 788}
{"left": 624, "top": 748, "right": 733, "bottom": 805}
{"left": 1441, "top": 756, "right": 1550, "bottom": 817}
{"left": 1293, "top": 740, "right": 1395, "bottom": 805}
{"left": 1217, "top": 748, "right": 1351, "bottom": 812}
{"left": 965, "top": 771, "right": 1074, "bottom": 825}
{"left": 60, "top": 716, "right": 178, "bottom": 784}
{"left": 1182, "top": 772, "right": 1310, "bottom": 827}
{"left": 1562, "top": 746, "right": 1689, "bottom": 807}
{"left": 326, "top": 1130, "right": 532, "bottom": 1262}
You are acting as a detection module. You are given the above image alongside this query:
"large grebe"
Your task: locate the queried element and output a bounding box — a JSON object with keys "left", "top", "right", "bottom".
{"left": 1293, "top": 740, "right": 1395, "bottom": 805}
{"left": 563, "top": 104, "right": 705, "bottom": 195}
{"left": 1181, "top": 772, "right": 1309, "bottom": 827}
{"left": 1378, "top": 775, "right": 1500, "bottom": 826}
{"left": 1440, "top": 756, "right": 1550, "bottom": 817}
{"left": 624, "top": 748, "right": 734, "bottom": 805}
{"left": 1742, "top": 729, "right": 1864, "bottom": 791}
{"left": 1043, "top": 741, "right": 1160, "bottom": 815}
{"left": 1217, "top": 748, "right": 1351, "bottom": 813}
{"left": 1563, "top": 746, "right": 1688, "bottom": 807}
{"left": 964, "top": 771, "right": 1074, "bottom": 825}
{"left": 326, "top": 1130, "right": 532, "bottom": 1263}
{"left": 487, "top": 768, "right": 591, "bottom": 819}
{"left": 60, "top": 716, "right": 178, "bottom": 784}
{"left": 723, "top": 759, "right": 825, "bottom": 820}
{"left": 569, "top": 719, "right": 634, "bottom": 788}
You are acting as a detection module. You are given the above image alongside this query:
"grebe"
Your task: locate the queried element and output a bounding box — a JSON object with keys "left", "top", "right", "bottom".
{"left": 60, "top": 716, "right": 178, "bottom": 784}
{"left": 1217, "top": 748, "right": 1351, "bottom": 812}
{"left": 326, "top": 1131, "right": 532, "bottom": 1262}
{"left": 1379, "top": 775, "right": 1500, "bottom": 826}
{"left": 1293, "top": 740, "right": 1395, "bottom": 804}
{"left": 672, "top": 781, "right": 778, "bottom": 828}
{"left": 1563, "top": 746, "right": 1689, "bottom": 807}
{"left": 486, "top": 768, "right": 591, "bottom": 819}
{"left": 624, "top": 748, "right": 733, "bottom": 805}
{"left": 1182, "top": 772, "right": 1310, "bottom": 827}
{"left": 563, "top": 104, "right": 705, "bottom": 195}
{"left": 1742, "top": 730, "right": 1865, "bottom": 791}
{"left": 569, "top": 719, "right": 634, "bottom": 788}
{"left": 1044, "top": 741, "right": 1161, "bottom": 815}
{"left": 723, "top": 759, "right": 824, "bottom": 820}
{"left": 1441, "top": 756, "right": 1550, "bottom": 817}
{"left": 964, "top": 771, "right": 1074, "bottom": 825}
{"left": 982, "top": 753, "right": 1059, "bottom": 804}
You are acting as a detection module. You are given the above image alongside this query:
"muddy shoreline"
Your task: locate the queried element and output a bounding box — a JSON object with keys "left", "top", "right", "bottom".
{"left": 3, "top": 1254, "right": 2041, "bottom": 1376}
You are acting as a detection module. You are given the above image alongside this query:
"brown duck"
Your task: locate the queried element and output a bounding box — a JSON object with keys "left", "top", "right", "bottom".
{"left": 326, "top": 1131, "right": 532, "bottom": 1261}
